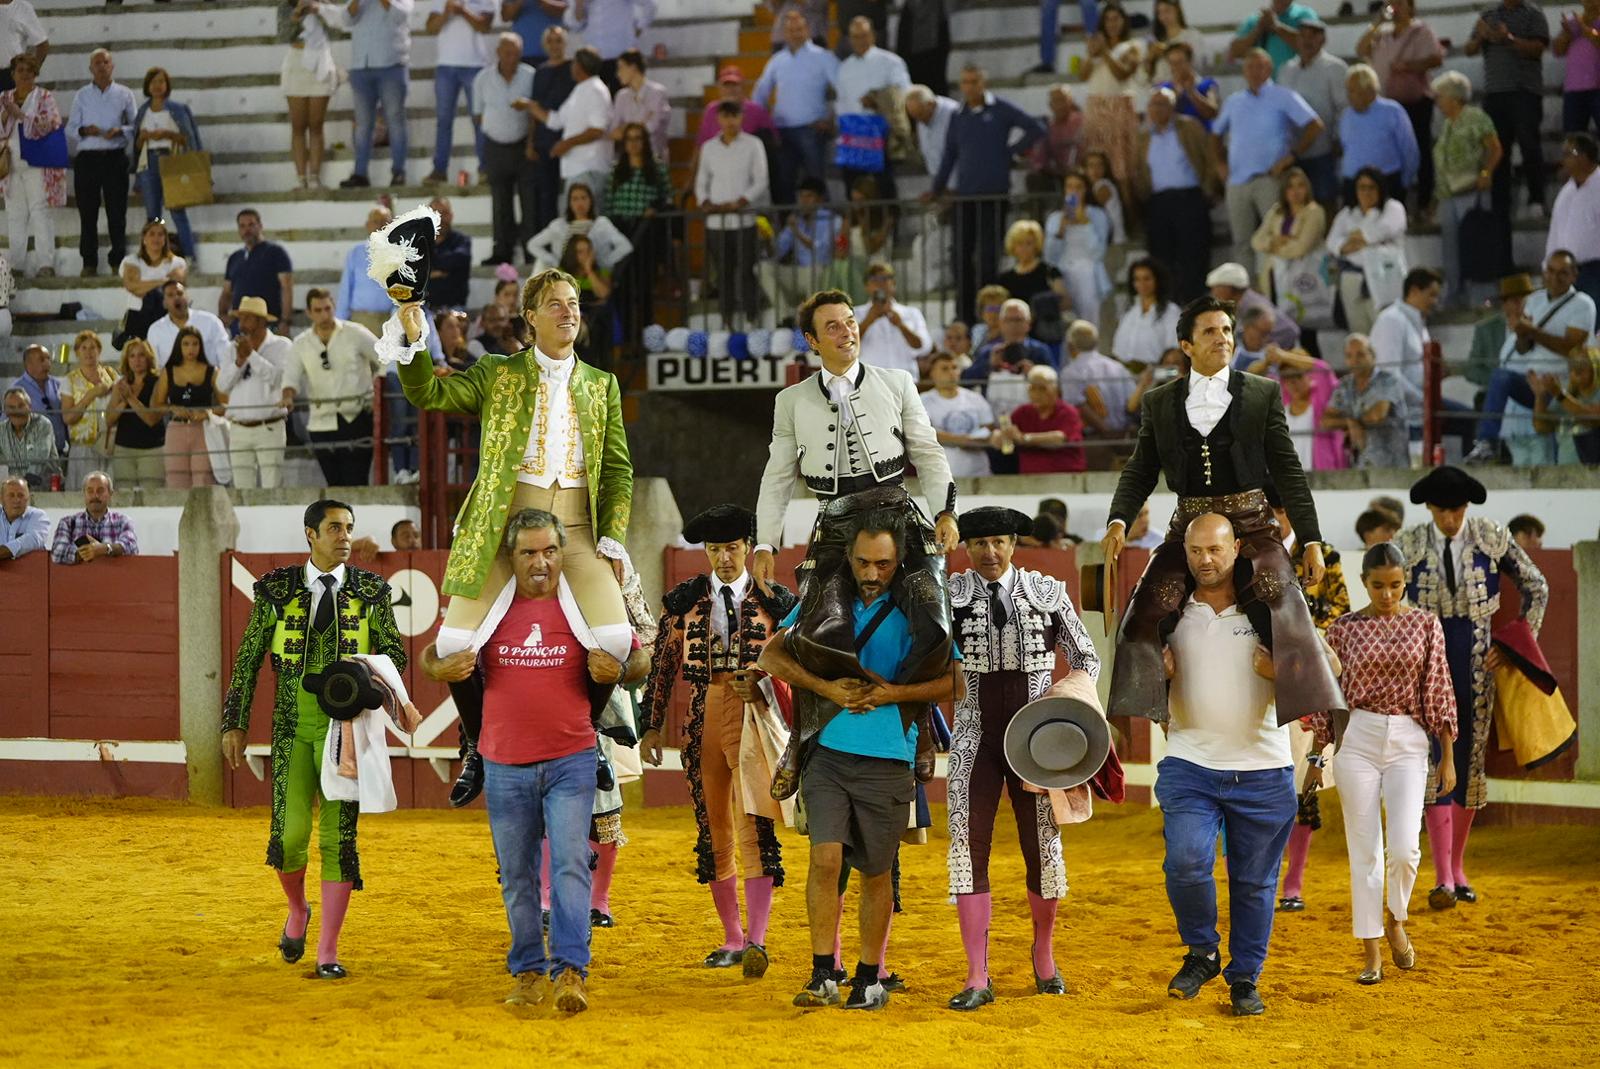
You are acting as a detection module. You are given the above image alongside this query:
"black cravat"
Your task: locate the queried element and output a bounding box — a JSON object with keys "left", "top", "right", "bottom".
{"left": 988, "top": 581, "right": 1007, "bottom": 629}
{"left": 721, "top": 585, "right": 738, "bottom": 647}
{"left": 1442, "top": 540, "right": 1457, "bottom": 594}
{"left": 313, "top": 574, "right": 337, "bottom": 633}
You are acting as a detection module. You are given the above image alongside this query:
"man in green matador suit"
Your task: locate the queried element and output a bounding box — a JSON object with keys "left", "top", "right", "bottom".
{"left": 222, "top": 499, "right": 406, "bottom": 980}
{"left": 385, "top": 267, "right": 634, "bottom": 808}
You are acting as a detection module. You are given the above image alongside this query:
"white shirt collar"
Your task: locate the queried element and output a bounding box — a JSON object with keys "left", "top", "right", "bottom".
{"left": 1189, "top": 364, "right": 1231, "bottom": 391}
{"left": 710, "top": 570, "right": 751, "bottom": 603}
{"left": 1183, "top": 593, "right": 1243, "bottom": 619}
{"left": 987, "top": 566, "right": 1016, "bottom": 595}
{"left": 534, "top": 347, "right": 576, "bottom": 379}
{"left": 305, "top": 560, "right": 347, "bottom": 589}
{"left": 822, "top": 362, "right": 861, "bottom": 391}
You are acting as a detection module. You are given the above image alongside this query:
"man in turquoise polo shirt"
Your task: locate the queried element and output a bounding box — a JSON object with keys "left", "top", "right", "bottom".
{"left": 759, "top": 509, "right": 963, "bottom": 1012}
{"left": 1230, "top": 0, "right": 1320, "bottom": 71}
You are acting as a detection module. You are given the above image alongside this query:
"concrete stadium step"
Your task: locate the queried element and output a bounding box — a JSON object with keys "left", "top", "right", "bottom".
{"left": 40, "top": 60, "right": 719, "bottom": 116}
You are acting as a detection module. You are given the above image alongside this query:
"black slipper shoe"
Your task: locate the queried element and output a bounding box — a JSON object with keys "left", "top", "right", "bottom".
{"left": 280, "top": 905, "right": 311, "bottom": 964}
{"left": 314, "top": 963, "right": 348, "bottom": 980}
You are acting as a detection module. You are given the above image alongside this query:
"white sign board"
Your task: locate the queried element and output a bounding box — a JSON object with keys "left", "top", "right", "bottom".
{"left": 647, "top": 353, "right": 798, "bottom": 391}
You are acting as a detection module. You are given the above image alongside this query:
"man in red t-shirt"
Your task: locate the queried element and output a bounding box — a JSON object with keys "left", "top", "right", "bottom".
{"left": 423, "top": 507, "right": 648, "bottom": 1014}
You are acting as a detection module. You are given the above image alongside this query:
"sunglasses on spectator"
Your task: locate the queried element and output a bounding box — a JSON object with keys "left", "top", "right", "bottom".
{"left": 320, "top": 350, "right": 331, "bottom": 370}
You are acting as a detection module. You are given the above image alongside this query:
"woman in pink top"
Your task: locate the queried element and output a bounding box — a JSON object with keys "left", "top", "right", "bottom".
{"left": 1555, "top": 0, "right": 1600, "bottom": 134}
{"left": 1242, "top": 344, "right": 1345, "bottom": 471}
{"left": 1357, "top": 0, "right": 1444, "bottom": 205}
{"left": 1305, "top": 543, "right": 1458, "bottom": 985}
{"left": 1000, "top": 365, "right": 1086, "bottom": 473}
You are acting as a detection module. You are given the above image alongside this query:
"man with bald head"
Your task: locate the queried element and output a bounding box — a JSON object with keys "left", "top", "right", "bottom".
{"left": 1156, "top": 511, "right": 1298, "bottom": 1018}
{"left": 337, "top": 205, "right": 398, "bottom": 337}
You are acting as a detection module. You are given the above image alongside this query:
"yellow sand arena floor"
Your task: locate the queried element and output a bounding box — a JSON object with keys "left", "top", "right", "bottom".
{"left": 2, "top": 794, "right": 1596, "bottom": 1069}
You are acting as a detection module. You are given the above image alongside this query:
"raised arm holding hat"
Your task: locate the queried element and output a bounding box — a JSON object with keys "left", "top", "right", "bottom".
{"left": 638, "top": 503, "right": 799, "bottom": 979}
{"left": 388, "top": 253, "right": 634, "bottom": 808}
{"left": 1394, "top": 465, "right": 1546, "bottom": 910}
{"left": 1099, "top": 295, "right": 1344, "bottom": 728}
{"left": 943, "top": 506, "right": 1112, "bottom": 1012}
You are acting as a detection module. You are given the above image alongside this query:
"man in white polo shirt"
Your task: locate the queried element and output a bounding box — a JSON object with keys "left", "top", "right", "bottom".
{"left": 523, "top": 46, "right": 614, "bottom": 213}
{"left": 856, "top": 262, "right": 931, "bottom": 378}
{"left": 1155, "top": 511, "right": 1300, "bottom": 1019}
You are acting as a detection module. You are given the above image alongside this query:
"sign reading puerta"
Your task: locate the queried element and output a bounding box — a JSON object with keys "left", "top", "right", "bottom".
{"left": 646, "top": 353, "right": 795, "bottom": 391}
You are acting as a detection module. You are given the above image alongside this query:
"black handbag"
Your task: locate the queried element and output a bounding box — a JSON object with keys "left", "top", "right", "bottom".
{"left": 1458, "top": 193, "right": 1510, "bottom": 283}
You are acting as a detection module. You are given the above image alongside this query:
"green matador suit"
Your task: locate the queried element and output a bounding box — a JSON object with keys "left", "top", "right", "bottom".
{"left": 223, "top": 565, "right": 406, "bottom": 885}
{"left": 396, "top": 347, "right": 632, "bottom": 608}
{"left": 397, "top": 345, "right": 634, "bottom": 775}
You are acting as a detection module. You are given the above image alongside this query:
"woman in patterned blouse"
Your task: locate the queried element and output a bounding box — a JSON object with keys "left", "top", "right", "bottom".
{"left": 1305, "top": 543, "right": 1457, "bottom": 985}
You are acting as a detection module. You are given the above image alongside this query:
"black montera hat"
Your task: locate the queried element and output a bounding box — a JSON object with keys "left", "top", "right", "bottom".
{"left": 366, "top": 204, "right": 440, "bottom": 305}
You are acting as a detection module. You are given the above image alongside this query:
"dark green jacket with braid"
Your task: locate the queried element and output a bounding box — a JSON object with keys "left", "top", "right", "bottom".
{"left": 221, "top": 564, "right": 407, "bottom": 875}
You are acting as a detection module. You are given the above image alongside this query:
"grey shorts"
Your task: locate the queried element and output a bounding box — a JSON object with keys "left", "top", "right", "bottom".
{"left": 801, "top": 746, "right": 915, "bottom": 877}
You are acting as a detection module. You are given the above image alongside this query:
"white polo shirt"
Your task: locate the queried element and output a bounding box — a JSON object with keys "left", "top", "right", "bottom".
{"left": 1165, "top": 595, "right": 1290, "bottom": 772}
{"left": 854, "top": 299, "right": 931, "bottom": 378}
{"left": 547, "top": 75, "right": 614, "bottom": 179}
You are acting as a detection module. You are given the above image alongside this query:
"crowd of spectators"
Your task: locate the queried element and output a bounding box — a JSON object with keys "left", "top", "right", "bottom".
{"left": 6, "top": 0, "right": 1600, "bottom": 496}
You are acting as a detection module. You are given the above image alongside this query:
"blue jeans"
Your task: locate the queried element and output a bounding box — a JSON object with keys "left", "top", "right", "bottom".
{"left": 1563, "top": 88, "right": 1600, "bottom": 135}
{"left": 775, "top": 125, "right": 828, "bottom": 204}
{"left": 433, "top": 64, "right": 483, "bottom": 176}
{"left": 136, "top": 164, "right": 194, "bottom": 257}
{"left": 384, "top": 367, "right": 418, "bottom": 475}
{"left": 1477, "top": 366, "right": 1537, "bottom": 443}
{"left": 485, "top": 748, "right": 598, "bottom": 978}
{"left": 1154, "top": 757, "right": 1296, "bottom": 986}
{"left": 349, "top": 64, "right": 409, "bottom": 180}
{"left": 1040, "top": 1, "right": 1100, "bottom": 67}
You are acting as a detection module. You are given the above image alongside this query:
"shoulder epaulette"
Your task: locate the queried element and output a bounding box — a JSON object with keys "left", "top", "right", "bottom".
{"left": 344, "top": 566, "right": 391, "bottom": 602}
{"left": 254, "top": 566, "right": 304, "bottom": 606}
{"left": 662, "top": 575, "right": 712, "bottom": 616}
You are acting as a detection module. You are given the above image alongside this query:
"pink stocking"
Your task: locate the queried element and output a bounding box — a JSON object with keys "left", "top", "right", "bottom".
{"left": 539, "top": 846, "right": 552, "bottom": 911}
{"left": 1449, "top": 803, "right": 1476, "bottom": 888}
{"left": 709, "top": 875, "right": 744, "bottom": 951}
{"left": 1282, "top": 824, "right": 1313, "bottom": 899}
{"left": 590, "top": 840, "right": 617, "bottom": 915}
{"left": 317, "top": 880, "right": 353, "bottom": 966}
{"left": 744, "top": 877, "right": 774, "bottom": 946}
{"left": 1029, "top": 891, "right": 1059, "bottom": 979}
{"left": 1424, "top": 805, "right": 1454, "bottom": 889}
{"left": 278, "top": 868, "right": 309, "bottom": 939}
{"left": 956, "top": 893, "right": 992, "bottom": 989}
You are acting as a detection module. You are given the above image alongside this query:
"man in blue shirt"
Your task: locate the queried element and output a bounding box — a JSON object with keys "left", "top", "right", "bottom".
{"left": 337, "top": 205, "right": 400, "bottom": 335}
{"left": 1338, "top": 64, "right": 1421, "bottom": 203}
{"left": 501, "top": 0, "right": 559, "bottom": 64}
{"left": 759, "top": 510, "right": 963, "bottom": 1012}
{"left": 1211, "top": 49, "right": 1324, "bottom": 265}
{"left": 772, "top": 177, "right": 840, "bottom": 321}
{"left": 10, "top": 344, "right": 66, "bottom": 452}
{"left": 753, "top": 8, "right": 840, "bottom": 204}
{"left": 340, "top": 0, "right": 414, "bottom": 189}
{"left": 0, "top": 476, "right": 51, "bottom": 561}
{"left": 931, "top": 65, "right": 1045, "bottom": 323}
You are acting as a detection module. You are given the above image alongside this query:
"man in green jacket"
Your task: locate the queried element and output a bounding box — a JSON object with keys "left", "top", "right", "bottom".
{"left": 221, "top": 499, "right": 407, "bottom": 979}
{"left": 392, "top": 268, "right": 634, "bottom": 805}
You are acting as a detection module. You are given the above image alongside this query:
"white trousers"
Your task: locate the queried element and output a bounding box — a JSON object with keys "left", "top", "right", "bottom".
{"left": 229, "top": 421, "right": 286, "bottom": 489}
{"left": 1333, "top": 708, "right": 1431, "bottom": 940}
{"left": 5, "top": 158, "right": 56, "bottom": 276}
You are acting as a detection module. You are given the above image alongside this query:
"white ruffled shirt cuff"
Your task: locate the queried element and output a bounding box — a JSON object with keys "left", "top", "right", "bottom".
{"left": 596, "top": 536, "right": 627, "bottom": 562}
{"left": 374, "top": 312, "right": 431, "bottom": 367}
